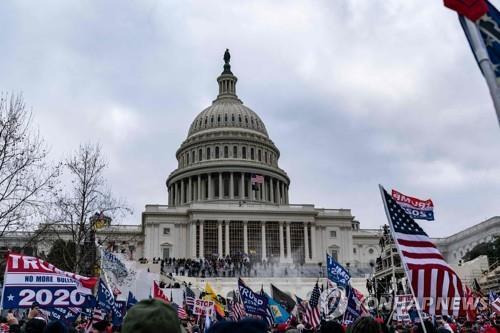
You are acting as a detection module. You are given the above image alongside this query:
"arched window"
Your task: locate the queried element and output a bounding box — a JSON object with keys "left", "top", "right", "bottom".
{"left": 264, "top": 151, "right": 268, "bottom": 163}
{"left": 191, "top": 151, "right": 195, "bottom": 164}
{"left": 215, "top": 147, "right": 220, "bottom": 159}
{"left": 250, "top": 148, "right": 255, "bottom": 160}
{"left": 205, "top": 117, "right": 208, "bottom": 125}
{"left": 232, "top": 114, "right": 235, "bottom": 122}
{"left": 242, "top": 147, "right": 247, "bottom": 159}
{"left": 217, "top": 115, "right": 221, "bottom": 123}
{"left": 238, "top": 115, "right": 242, "bottom": 123}
{"left": 233, "top": 146, "right": 237, "bottom": 157}
{"left": 224, "top": 114, "right": 228, "bottom": 122}
{"left": 258, "top": 149, "right": 261, "bottom": 161}
{"left": 210, "top": 116, "right": 214, "bottom": 124}
{"left": 245, "top": 116, "right": 248, "bottom": 124}
{"left": 207, "top": 147, "right": 211, "bottom": 160}
{"left": 251, "top": 118, "right": 254, "bottom": 125}
{"left": 224, "top": 146, "right": 228, "bottom": 158}
{"left": 198, "top": 149, "right": 202, "bottom": 161}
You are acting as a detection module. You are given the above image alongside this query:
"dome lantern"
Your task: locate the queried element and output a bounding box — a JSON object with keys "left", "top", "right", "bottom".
{"left": 216, "top": 49, "right": 239, "bottom": 101}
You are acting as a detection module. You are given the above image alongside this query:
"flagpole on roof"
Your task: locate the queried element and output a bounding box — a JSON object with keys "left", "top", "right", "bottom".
{"left": 378, "top": 185, "right": 427, "bottom": 333}
{"left": 463, "top": 16, "right": 500, "bottom": 127}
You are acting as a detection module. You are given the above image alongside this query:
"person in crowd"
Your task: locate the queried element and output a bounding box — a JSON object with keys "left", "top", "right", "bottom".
{"left": 206, "top": 318, "right": 267, "bottom": 333}
{"left": 43, "top": 320, "right": 68, "bottom": 333}
{"left": 350, "top": 316, "right": 381, "bottom": 333}
{"left": 320, "top": 321, "right": 344, "bottom": 333}
{"left": 122, "top": 299, "right": 182, "bottom": 333}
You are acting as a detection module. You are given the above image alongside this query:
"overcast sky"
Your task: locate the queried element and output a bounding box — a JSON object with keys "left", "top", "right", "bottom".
{"left": 0, "top": 1, "right": 498, "bottom": 237}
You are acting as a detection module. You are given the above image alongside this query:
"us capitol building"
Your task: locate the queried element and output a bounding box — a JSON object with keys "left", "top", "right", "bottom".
{"left": 141, "top": 50, "right": 380, "bottom": 272}
{"left": 2, "top": 51, "right": 498, "bottom": 280}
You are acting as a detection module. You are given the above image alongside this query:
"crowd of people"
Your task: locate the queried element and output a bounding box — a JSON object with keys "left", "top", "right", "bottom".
{"left": 1, "top": 298, "right": 500, "bottom": 333}
{"left": 138, "top": 255, "right": 318, "bottom": 278}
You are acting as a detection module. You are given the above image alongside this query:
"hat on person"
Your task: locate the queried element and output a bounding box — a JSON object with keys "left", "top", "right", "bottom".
{"left": 122, "top": 299, "right": 182, "bottom": 333}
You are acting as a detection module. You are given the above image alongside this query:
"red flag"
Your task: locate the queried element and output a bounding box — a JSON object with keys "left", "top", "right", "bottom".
{"left": 152, "top": 281, "right": 169, "bottom": 303}
{"left": 444, "top": 0, "right": 488, "bottom": 21}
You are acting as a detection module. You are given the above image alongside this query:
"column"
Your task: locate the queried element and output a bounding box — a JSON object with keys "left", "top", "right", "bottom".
{"left": 218, "top": 221, "right": 223, "bottom": 258}
{"left": 263, "top": 179, "right": 267, "bottom": 202}
{"left": 230, "top": 172, "right": 234, "bottom": 199}
{"left": 219, "top": 172, "right": 223, "bottom": 199}
{"left": 188, "top": 177, "right": 192, "bottom": 202}
{"left": 270, "top": 178, "right": 274, "bottom": 203}
{"left": 261, "top": 222, "right": 266, "bottom": 259}
{"left": 191, "top": 222, "right": 196, "bottom": 258}
{"left": 276, "top": 181, "right": 281, "bottom": 204}
{"left": 243, "top": 221, "right": 248, "bottom": 254}
{"left": 180, "top": 179, "right": 185, "bottom": 204}
{"left": 310, "top": 224, "right": 316, "bottom": 261}
{"left": 208, "top": 174, "right": 213, "bottom": 200}
{"left": 197, "top": 175, "right": 202, "bottom": 201}
{"left": 248, "top": 176, "right": 253, "bottom": 201}
{"left": 285, "top": 185, "right": 289, "bottom": 204}
{"left": 199, "top": 220, "right": 204, "bottom": 258}
{"left": 286, "top": 222, "right": 292, "bottom": 261}
{"left": 174, "top": 182, "right": 179, "bottom": 205}
{"left": 304, "top": 223, "right": 310, "bottom": 262}
{"left": 281, "top": 183, "right": 285, "bottom": 205}
{"left": 168, "top": 187, "right": 172, "bottom": 205}
{"left": 225, "top": 222, "right": 230, "bottom": 256}
{"left": 240, "top": 172, "right": 245, "bottom": 199}
{"left": 279, "top": 222, "right": 285, "bottom": 262}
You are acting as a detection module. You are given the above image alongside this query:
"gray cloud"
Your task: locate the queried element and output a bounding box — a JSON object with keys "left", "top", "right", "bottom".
{"left": 0, "top": 0, "right": 498, "bottom": 237}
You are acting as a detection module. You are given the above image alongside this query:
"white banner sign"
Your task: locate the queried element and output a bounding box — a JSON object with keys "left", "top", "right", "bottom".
{"left": 394, "top": 294, "right": 413, "bottom": 322}
{"left": 193, "top": 299, "right": 214, "bottom": 316}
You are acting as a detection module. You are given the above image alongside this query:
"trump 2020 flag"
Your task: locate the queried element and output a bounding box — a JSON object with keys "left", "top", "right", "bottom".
{"left": 126, "top": 291, "right": 138, "bottom": 310}
{"left": 1, "top": 253, "right": 97, "bottom": 309}
{"left": 238, "top": 278, "right": 269, "bottom": 318}
{"left": 391, "top": 189, "right": 434, "bottom": 221}
{"left": 326, "top": 253, "right": 350, "bottom": 288}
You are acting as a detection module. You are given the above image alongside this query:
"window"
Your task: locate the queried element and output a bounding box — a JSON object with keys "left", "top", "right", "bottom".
{"left": 224, "top": 146, "right": 228, "bottom": 158}
{"left": 242, "top": 147, "right": 247, "bottom": 159}
{"left": 191, "top": 151, "right": 195, "bottom": 164}
{"left": 232, "top": 114, "right": 235, "bottom": 122}
{"left": 250, "top": 148, "right": 255, "bottom": 160}
{"left": 163, "top": 228, "right": 170, "bottom": 235}
{"left": 215, "top": 146, "right": 219, "bottom": 159}
{"left": 238, "top": 115, "right": 242, "bottom": 123}
{"left": 265, "top": 152, "right": 268, "bottom": 163}
{"left": 330, "top": 230, "right": 337, "bottom": 238}
{"left": 233, "top": 146, "right": 237, "bottom": 157}
{"left": 207, "top": 147, "right": 211, "bottom": 160}
{"left": 217, "top": 115, "right": 221, "bottom": 123}
{"left": 210, "top": 116, "right": 214, "bottom": 124}
{"left": 258, "top": 150, "right": 262, "bottom": 161}
{"left": 368, "top": 248, "right": 374, "bottom": 255}
{"left": 224, "top": 114, "right": 228, "bottom": 122}
{"left": 353, "top": 248, "right": 357, "bottom": 254}
{"left": 198, "top": 149, "right": 202, "bottom": 161}
{"left": 331, "top": 249, "right": 338, "bottom": 261}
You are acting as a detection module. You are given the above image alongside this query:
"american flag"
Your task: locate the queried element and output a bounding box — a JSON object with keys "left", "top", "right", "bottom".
{"left": 304, "top": 283, "right": 321, "bottom": 328}
{"left": 251, "top": 174, "right": 264, "bottom": 184}
{"left": 381, "top": 187, "right": 466, "bottom": 316}
{"left": 490, "top": 293, "right": 500, "bottom": 315}
{"left": 185, "top": 286, "right": 196, "bottom": 310}
{"left": 85, "top": 308, "right": 105, "bottom": 333}
{"left": 230, "top": 292, "right": 246, "bottom": 321}
{"left": 177, "top": 306, "right": 188, "bottom": 320}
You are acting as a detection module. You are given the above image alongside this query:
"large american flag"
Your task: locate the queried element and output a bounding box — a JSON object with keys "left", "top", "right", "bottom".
{"left": 381, "top": 187, "right": 466, "bottom": 316}
{"left": 304, "top": 283, "right": 321, "bottom": 328}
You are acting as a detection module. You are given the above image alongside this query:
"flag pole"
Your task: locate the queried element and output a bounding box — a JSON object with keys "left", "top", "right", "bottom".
{"left": 463, "top": 16, "right": 500, "bottom": 127}
{"left": 378, "top": 185, "right": 427, "bottom": 333}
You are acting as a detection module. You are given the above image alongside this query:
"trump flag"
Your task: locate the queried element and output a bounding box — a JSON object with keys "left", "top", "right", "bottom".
{"left": 1, "top": 253, "right": 97, "bottom": 309}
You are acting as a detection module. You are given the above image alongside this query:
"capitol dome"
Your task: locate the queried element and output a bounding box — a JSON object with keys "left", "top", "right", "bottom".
{"left": 166, "top": 50, "right": 290, "bottom": 206}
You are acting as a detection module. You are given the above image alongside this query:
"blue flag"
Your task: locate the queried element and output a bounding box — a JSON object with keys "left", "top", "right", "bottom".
{"left": 238, "top": 278, "right": 269, "bottom": 318}
{"left": 343, "top": 285, "right": 364, "bottom": 324}
{"left": 264, "top": 293, "right": 290, "bottom": 324}
{"left": 112, "top": 300, "right": 126, "bottom": 326}
{"left": 126, "top": 291, "right": 138, "bottom": 310}
{"left": 97, "top": 279, "right": 115, "bottom": 313}
{"left": 326, "top": 253, "right": 350, "bottom": 287}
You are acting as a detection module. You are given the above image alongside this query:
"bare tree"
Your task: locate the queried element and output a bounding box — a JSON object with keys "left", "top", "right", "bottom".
{"left": 51, "top": 143, "right": 131, "bottom": 274}
{"left": 0, "top": 93, "right": 59, "bottom": 239}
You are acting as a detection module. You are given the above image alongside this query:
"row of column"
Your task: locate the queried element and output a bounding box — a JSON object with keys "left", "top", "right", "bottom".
{"left": 168, "top": 172, "right": 289, "bottom": 206}
{"left": 189, "top": 220, "right": 316, "bottom": 263}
